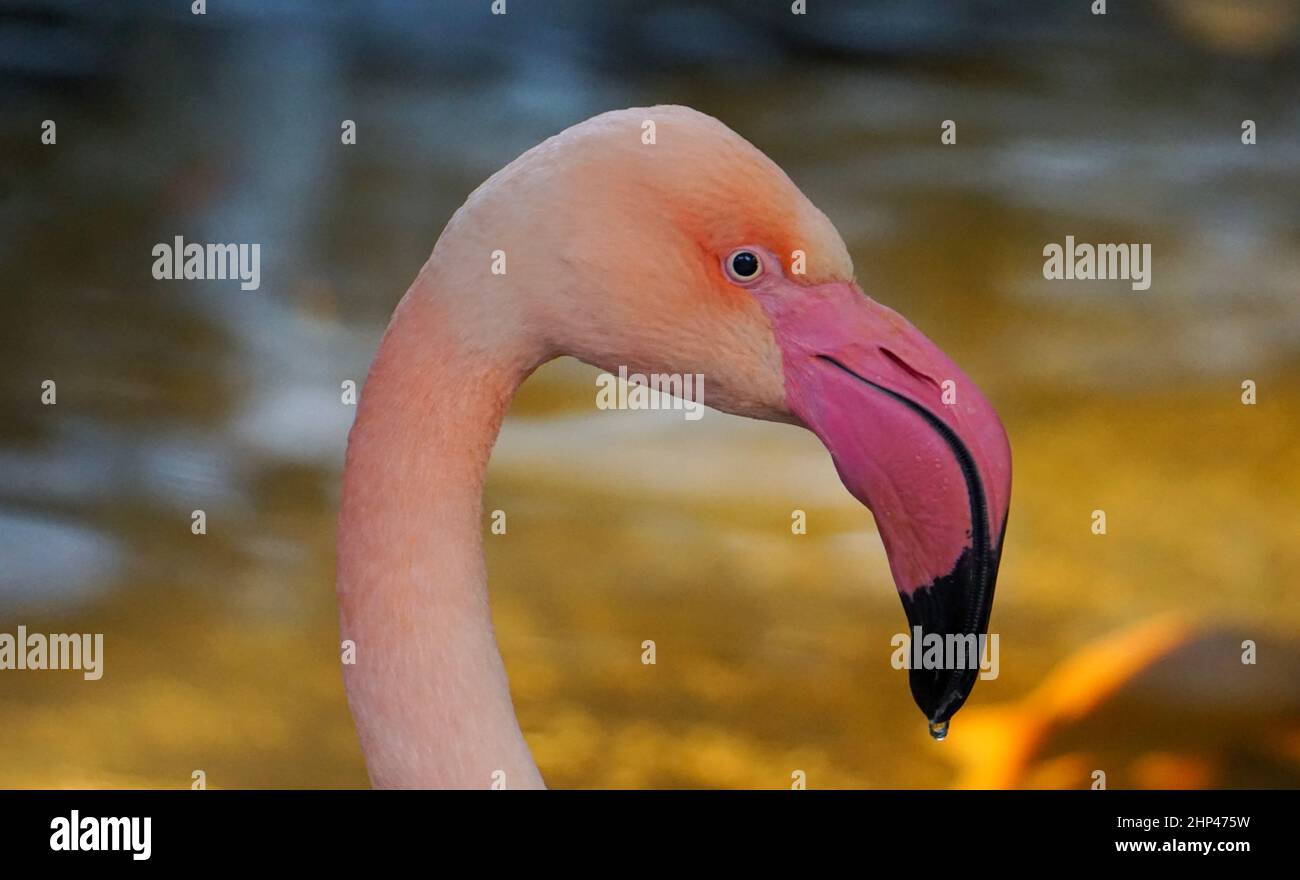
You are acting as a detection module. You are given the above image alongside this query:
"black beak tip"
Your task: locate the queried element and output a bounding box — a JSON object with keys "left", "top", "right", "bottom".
{"left": 909, "top": 665, "right": 979, "bottom": 728}
{"left": 898, "top": 539, "right": 1002, "bottom": 736}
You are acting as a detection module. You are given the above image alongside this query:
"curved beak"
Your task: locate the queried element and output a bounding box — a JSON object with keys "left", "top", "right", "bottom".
{"left": 756, "top": 280, "right": 1012, "bottom": 731}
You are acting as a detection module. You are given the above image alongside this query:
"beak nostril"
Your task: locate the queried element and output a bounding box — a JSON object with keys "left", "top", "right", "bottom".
{"left": 880, "top": 347, "right": 940, "bottom": 390}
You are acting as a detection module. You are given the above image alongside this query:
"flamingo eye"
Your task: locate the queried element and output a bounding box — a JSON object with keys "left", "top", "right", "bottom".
{"left": 725, "top": 249, "right": 762, "bottom": 282}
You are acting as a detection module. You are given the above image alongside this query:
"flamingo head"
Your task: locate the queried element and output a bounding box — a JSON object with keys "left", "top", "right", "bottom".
{"left": 516, "top": 106, "right": 1012, "bottom": 729}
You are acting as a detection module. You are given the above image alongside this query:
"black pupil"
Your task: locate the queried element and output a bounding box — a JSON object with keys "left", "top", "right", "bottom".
{"left": 731, "top": 251, "right": 759, "bottom": 277}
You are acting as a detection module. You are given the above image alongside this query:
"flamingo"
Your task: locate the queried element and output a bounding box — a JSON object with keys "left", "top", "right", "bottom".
{"left": 337, "top": 105, "right": 1012, "bottom": 789}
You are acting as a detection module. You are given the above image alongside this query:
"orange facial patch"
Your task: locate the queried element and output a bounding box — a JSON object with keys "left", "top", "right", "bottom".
{"left": 667, "top": 146, "right": 852, "bottom": 294}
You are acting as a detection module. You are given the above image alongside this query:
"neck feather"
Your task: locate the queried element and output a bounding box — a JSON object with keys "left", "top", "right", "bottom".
{"left": 337, "top": 285, "right": 546, "bottom": 789}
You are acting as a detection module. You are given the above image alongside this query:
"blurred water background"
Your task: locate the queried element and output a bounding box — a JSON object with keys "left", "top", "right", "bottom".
{"left": 1, "top": 0, "right": 1298, "bottom": 788}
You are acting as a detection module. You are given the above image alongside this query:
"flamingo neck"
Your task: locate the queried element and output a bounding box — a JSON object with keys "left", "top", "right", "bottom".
{"left": 337, "top": 286, "right": 546, "bottom": 789}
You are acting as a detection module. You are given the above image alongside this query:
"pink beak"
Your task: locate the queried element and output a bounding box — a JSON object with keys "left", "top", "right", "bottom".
{"left": 755, "top": 280, "right": 1012, "bottom": 729}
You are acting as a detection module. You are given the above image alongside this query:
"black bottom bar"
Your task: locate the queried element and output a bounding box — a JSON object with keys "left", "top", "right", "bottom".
{"left": 0, "top": 789, "right": 1286, "bottom": 865}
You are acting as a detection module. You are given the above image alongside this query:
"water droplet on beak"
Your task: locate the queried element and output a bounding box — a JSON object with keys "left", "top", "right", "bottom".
{"left": 928, "top": 720, "right": 949, "bottom": 741}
